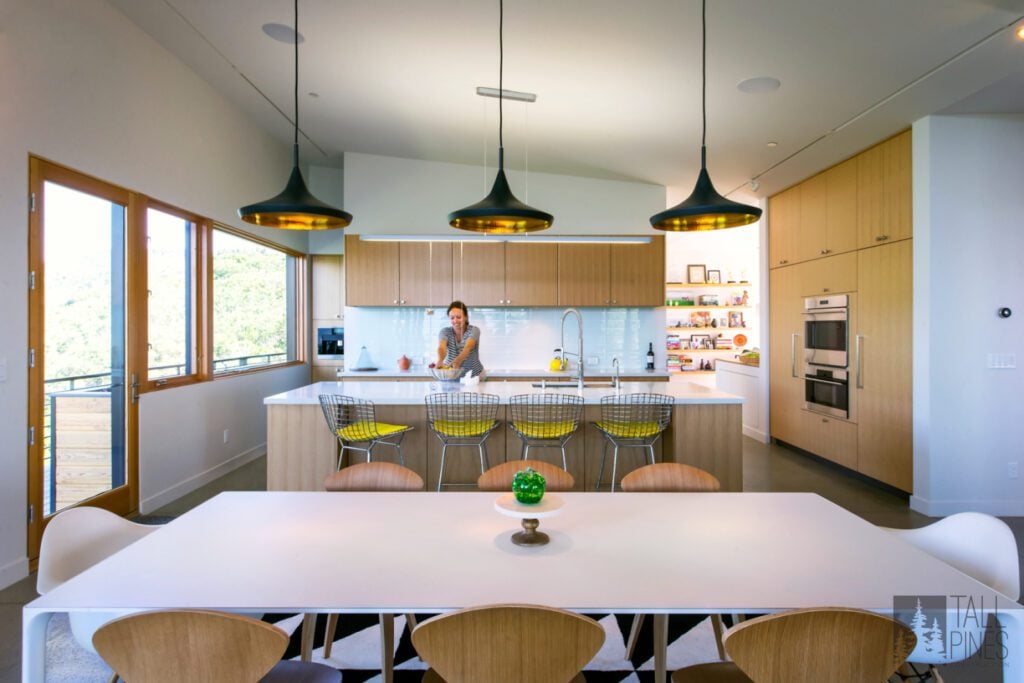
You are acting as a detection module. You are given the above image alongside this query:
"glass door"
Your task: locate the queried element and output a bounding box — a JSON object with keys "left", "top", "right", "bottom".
{"left": 28, "top": 159, "right": 137, "bottom": 561}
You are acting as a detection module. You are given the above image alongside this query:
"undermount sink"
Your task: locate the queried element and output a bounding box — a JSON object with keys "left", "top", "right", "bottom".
{"left": 531, "top": 381, "right": 614, "bottom": 389}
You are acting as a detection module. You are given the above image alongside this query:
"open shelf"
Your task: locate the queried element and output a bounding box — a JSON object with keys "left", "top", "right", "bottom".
{"left": 666, "top": 305, "right": 750, "bottom": 310}
{"left": 667, "top": 326, "right": 750, "bottom": 331}
{"left": 666, "top": 282, "right": 752, "bottom": 288}
{"left": 666, "top": 349, "right": 737, "bottom": 355}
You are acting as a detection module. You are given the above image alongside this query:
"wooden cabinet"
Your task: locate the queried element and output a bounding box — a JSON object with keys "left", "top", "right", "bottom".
{"left": 558, "top": 238, "right": 665, "bottom": 307}
{"left": 453, "top": 242, "right": 507, "bottom": 305}
{"left": 798, "top": 251, "right": 857, "bottom": 297}
{"left": 854, "top": 240, "right": 912, "bottom": 490}
{"left": 799, "top": 411, "right": 858, "bottom": 470}
{"left": 504, "top": 243, "right": 558, "bottom": 306}
{"left": 311, "top": 255, "right": 345, "bottom": 320}
{"left": 398, "top": 242, "right": 452, "bottom": 306}
{"left": 857, "top": 130, "right": 912, "bottom": 248}
{"left": 344, "top": 237, "right": 399, "bottom": 306}
{"left": 768, "top": 186, "right": 800, "bottom": 268}
{"left": 825, "top": 158, "right": 859, "bottom": 256}
{"left": 768, "top": 264, "right": 804, "bottom": 446}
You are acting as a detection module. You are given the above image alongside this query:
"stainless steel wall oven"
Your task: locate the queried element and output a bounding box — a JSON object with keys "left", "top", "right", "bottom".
{"left": 805, "top": 366, "right": 849, "bottom": 418}
{"left": 803, "top": 295, "right": 848, "bottom": 368}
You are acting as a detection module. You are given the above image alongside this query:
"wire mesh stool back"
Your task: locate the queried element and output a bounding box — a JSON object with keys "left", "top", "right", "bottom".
{"left": 508, "top": 393, "right": 584, "bottom": 469}
{"left": 318, "top": 394, "right": 412, "bottom": 467}
{"left": 425, "top": 392, "right": 501, "bottom": 492}
{"left": 593, "top": 393, "right": 674, "bottom": 492}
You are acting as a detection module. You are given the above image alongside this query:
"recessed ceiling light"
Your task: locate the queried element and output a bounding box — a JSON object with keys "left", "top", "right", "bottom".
{"left": 737, "top": 76, "right": 781, "bottom": 94}
{"left": 308, "top": 92, "right": 319, "bottom": 98}
{"left": 766, "top": 141, "right": 778, "bottom": 148}
{"left": 262, "top": 23, "right": 304, "bottom": 44}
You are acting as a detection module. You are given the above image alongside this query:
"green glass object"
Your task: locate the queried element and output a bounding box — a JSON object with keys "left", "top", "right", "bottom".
{"left": 512, "top": 467, "right": 546, "bottom": 504}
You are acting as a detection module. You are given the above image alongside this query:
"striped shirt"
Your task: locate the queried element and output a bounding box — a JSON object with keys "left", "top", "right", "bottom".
{"left": 439, "top": 325, "right": 484, "bottom": 375}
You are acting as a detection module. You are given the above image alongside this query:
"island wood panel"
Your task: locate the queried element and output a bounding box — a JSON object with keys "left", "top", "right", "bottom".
{"left": 399, "top": 242, "right": 452, "bottom": 306}
{"left": 581, "top": 405, "right": 662, "bottom": 491}
{"left": 504, "top": 243, "right": 557, "bottom": 306}
{"left": 856, "top": 130, "right": 912, "bottom": 248}
{"left": 664, "top": 403, "right": 743, "bottom": 492}
{"left": 558, "top": 244, "right": 610, "bottom": 306}
{"left": 452, "top": 242, "right": 506, "bottom": 305}
{"left": 609, "top": 237, "right": 665, "bottom": 306}
{"left": 425, "top": 406, "right": 509, "bottom": 491}
{"left": 345, "top": 237, "right": 399, "bottom": 306}
{"left": 856, "top": 240, "right": 912, "bottom": 491}
{"left": 267, "top": 405, "right": 338, "bottom": 491}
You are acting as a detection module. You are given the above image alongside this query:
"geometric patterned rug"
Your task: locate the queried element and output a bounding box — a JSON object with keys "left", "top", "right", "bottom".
{"left": 44, "top": 610, "right": 724, "bottom": 682}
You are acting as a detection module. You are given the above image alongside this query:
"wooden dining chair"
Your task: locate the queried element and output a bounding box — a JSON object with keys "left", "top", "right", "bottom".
{"left": 92, "top": 609, "right": 339, "bottom": 683}
{"left": 411, "top": 604, "right": 605, "bottom": 683}
{"left": 619, "top": 462, "right": 724, "bottom": 661}
{"left": 672, "top": 607, "right": 917, "bottom": 683}
{"left": 316, "top": 461, "right": 424, "bottom": 682}
{"left": 477, "top": 459, "right": 576, "bottom": 492}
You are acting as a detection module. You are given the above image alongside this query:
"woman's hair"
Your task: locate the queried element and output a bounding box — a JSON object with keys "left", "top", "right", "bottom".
{"left": 447, "top": 301, "right": 469, "bottom": 321}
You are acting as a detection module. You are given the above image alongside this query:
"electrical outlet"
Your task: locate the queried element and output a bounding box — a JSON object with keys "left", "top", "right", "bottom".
{"left": 223, "top": 429, "right": 230, "bottom": 444}
{"left": 1009, "top": 462, "right": 1019, "bottom": 479}
{"left": 587, "top": 356, "right": 599, "bottom": 367}
{"left": 988, "top": 353, "right": 1017, "bottom": 369}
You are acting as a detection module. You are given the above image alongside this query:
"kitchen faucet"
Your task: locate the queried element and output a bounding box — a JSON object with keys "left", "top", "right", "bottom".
{"left": 560, "top": 308, "right": 584, "bottom": 390}
{"left": 612, "top": 357, "right": 621, "bottom": 390}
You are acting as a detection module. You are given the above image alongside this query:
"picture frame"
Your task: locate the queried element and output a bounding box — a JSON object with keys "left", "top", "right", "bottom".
{"left": 690, "top": 334, "right": 711, "bottom": 349}
{"left": 706, "top": 269, "right": 721, "bottom": 284}
{"left": 729, "top": 311, "right": 745, "bottom": 328}
{"left": 687, "top": 264, "right": 706, "bottom": 284}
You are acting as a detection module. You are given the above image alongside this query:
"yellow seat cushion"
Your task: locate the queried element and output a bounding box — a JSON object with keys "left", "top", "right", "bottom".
{"left": 595, "top": 420, "right": 662, "bottom": 438}
{"left": 336, "top": 421, "right": 408, "bottom": 441}
{"left": 432, "top": 419, "right": 495, "bottom": 437}
{"left": 512, "top": 420, "right": 576, "bottom": 439}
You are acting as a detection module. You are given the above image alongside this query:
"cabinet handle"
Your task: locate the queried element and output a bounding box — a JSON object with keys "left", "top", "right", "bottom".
{"left": 823, "top": 288, "right": 830, "bottom": 293}
{"left": 611, "top": 300, "right": 617, "bottom": 304}
{"left": 791, "top": 333, "right": 800, "bottom": 378}
{"left": 822, "top": 418, "right": 828, "bottom": 423}
{"left": 822, "top": 248, "right": 831, "bottom": 255}
{"left": 875, "top": 234, "right": 889, "bottom": 242}
{"left": 393, "top": 300, "right": 399, "bottom": 304}
{"left": 779, "top": 259, "right": 789, "bottom": 265}
{"left": 855, "top": 334, "right": 864, "bottom": 388}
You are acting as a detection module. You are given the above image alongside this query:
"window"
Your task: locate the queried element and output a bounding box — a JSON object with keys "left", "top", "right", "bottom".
{"left": 145, "top": 207, "right": 198, "bottom": 381}
{"left": 212, "top": 228, "right": 298, "bottom": 373}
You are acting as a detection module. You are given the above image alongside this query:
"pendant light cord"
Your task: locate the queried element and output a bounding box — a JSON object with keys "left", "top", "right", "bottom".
{"left": 498, "top": 0, "right": 504, "bottom": 159}
{"left": 700, "top": 0, "right": 707, "bottom": 168}
{"left": 293, "top": 0, "right": 300, "bottom": 165}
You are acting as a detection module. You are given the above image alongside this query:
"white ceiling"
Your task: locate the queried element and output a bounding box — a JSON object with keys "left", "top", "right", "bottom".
{"left": 106, "top": 0, "right": 1024, "bottom": 200}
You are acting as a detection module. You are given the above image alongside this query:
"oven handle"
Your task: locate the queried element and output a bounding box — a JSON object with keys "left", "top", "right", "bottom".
{"left": 791, "top": 333, "right": 800, "bottom": 378}
{"left": 855, "top": 334, "right": 864, "bottom": 388}
{"left": 804, "top": 376, "right": 847, "bottom": 387}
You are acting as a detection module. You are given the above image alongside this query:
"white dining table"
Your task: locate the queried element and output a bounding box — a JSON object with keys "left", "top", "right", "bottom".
{"left": 23, "top": 491, "right": 1024, "bottom": 682}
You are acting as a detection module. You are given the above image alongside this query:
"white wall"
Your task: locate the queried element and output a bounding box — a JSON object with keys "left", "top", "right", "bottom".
{"left": 0, "top": 0, "right": 310, "bottom": 587}
{"left": 911, "top": 114, "right": 1024, "bottom": 516}
{"left": 343, "top": 152, "right": 665, "bottom": 234}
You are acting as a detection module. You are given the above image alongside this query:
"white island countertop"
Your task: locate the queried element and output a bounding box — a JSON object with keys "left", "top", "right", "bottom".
{"left": 337, "top": 367, "right": 672, "bottom": 380}
{"left": 265, "top": 379, "right": 743, "bottom": 406}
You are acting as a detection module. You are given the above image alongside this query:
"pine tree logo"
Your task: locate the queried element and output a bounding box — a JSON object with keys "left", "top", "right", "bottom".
{"left": 895, "top": 595, "right": 947, "bottom": 659}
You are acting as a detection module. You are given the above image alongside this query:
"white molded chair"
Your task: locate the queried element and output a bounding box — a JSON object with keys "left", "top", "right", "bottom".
{"left": 886, "top": 512, "right": 1020, "bottom": 675}
{"left": 37, "top": 506, "right": 159, "bottom": 654}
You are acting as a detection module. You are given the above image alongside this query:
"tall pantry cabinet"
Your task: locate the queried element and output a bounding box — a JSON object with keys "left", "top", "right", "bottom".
{"left": 768, "top": 131, "right": 913, "bottom": 491}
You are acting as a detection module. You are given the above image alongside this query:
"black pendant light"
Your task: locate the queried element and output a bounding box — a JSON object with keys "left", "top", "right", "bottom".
{"left": 448, "top": 0, "right": 552, "bottom": 234}
{"left": 239, "top": 0, "right": 351, "bottom": 231}
{"left": 651, "top": 0, "right": 762, "bottom": 232}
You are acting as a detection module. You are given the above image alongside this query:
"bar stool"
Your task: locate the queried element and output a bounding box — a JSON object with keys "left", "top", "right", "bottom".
{"left": 319, "top": 394, "right": 413, "bottom": 467}
{"left": 507, "top": 393, "right": 584, "bottom": 469}
{"left": 592, "top": 393, "right": 673, "bottom": 492}
{"left": 425, "top": 392, "right": 500, "bottom": 492}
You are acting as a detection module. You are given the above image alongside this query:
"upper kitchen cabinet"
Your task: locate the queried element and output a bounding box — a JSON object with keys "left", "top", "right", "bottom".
{"left": 504, "top": 243, "right": 558, "bottom": 306}
{"left": 345, "top": 237, "right": 399, "bottom": 306}
{"left": 857, "top": 130, "right": 912, "bottom": 248}
{"left": 398, "top": 242, "right": 452, "bottom": 306}
{"left": 768, "top": 185, "right": 800, "bottom": 268}
{"left": 824, "top": 157, "right": 859, "bottom": 256}
{"left": 453, "top": 242, "right": 506, "bottom": 305}
{"left": 345, "top": 237, "right": 454, "bottom": 306}
{"left": 311, "top": 255, "right": 345, "bottom": 320}
{"left": 558, "top": 237, "right": 665, "bottom": 307}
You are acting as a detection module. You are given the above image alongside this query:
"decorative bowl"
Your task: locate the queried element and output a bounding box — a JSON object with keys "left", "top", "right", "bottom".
{"left": 429, "top": 366, "right": 467, "bottom": 381}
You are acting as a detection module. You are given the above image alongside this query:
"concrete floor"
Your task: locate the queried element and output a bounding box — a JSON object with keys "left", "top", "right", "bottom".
{"left": 1, "top": 440, "right": 1019, "bottom": 682}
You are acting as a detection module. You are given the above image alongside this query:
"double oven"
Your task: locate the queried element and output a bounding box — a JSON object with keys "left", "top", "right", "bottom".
{"left": 803, "top": 295, "right": 849, "bottom": 419}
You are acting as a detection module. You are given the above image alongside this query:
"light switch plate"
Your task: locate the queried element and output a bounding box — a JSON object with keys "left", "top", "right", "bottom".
{"left": 0, "top": 358, "right": 6, "bottom": 382}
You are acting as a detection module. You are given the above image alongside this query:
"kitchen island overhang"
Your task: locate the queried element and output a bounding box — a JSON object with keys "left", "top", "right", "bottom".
{"left": 265, "top": 381, "right": 743, "bottom": 492}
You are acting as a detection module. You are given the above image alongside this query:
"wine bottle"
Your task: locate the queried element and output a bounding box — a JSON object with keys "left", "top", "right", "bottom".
{"left": 646, "top": 342, "right": 655, "bottom": 370}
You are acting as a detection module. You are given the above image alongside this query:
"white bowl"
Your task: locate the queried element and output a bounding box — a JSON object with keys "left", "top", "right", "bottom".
{"left": 430, "top": 366, "right": 466, "bottom": 381}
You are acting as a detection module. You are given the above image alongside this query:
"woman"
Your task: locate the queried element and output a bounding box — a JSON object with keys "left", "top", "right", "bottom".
{"left": 436, "top": 301, "right": 484, "bottom": 376}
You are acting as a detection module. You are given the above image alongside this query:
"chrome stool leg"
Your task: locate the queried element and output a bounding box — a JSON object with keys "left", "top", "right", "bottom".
{"left": 477, "top": 443, "right": 488, "bottom": 475}
{"left": 437, "top": 443, "right": 448, "bottom": 492}
{"left": 610, "top": 444, "right": 621, "bottom": 493}
{"left": 646, "top": 444, "right": 655, "bottom": 466}
{"left": 596, "top": 439, "right": 610, "bottom": 491}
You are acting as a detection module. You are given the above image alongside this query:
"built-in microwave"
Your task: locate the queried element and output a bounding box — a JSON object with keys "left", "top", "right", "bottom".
{"left": 316, "top": 327, "right": 344, "bottom": 360}
{"left": 803, "top": 294, "right": 848, "bottom": 368}
{"left": 805, "top": 365, "right": 849, "bottom": 419}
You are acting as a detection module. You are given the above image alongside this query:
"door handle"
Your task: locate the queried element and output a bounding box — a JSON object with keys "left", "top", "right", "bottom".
{"left": 855, "top": 335, "right": 864, "bottom": 388}
{"left": 130, "top": 373, "right": 139, "bottom": 404}
{"left": 791, "top": 333, "right": 800, "bottom": 378}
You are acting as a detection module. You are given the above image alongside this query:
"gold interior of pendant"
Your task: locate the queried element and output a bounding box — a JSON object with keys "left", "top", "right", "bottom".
{"left": 242, "top": 211, "right": 350, "bottom": 230}
{"left": 450, "top": 215, "right": 552, "bottom": 234}
{"left": 653, "top": 211, "right": 759, "bottom": 232}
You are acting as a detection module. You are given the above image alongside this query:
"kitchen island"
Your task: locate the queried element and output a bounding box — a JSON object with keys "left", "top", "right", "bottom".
{"left": 265, "top": 380, "right": 743, "bottom": 492}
